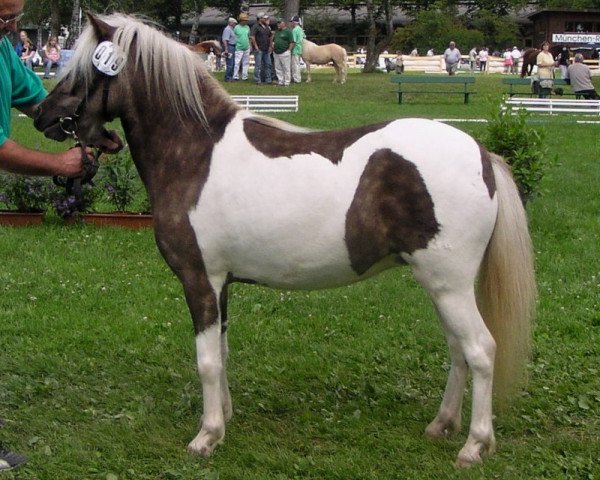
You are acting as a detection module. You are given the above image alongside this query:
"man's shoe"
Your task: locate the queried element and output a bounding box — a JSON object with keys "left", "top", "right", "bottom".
{"left": 0, "top": 448, "right": 27, "bottom": 471}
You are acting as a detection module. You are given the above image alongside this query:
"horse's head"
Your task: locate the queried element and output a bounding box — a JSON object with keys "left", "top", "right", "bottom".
{"left": 34, "top": 14, "right": 130, "bottom": 153}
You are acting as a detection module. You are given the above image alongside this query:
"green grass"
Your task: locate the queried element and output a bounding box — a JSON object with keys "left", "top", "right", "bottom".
{"left": 0, "top": 71, "right": 598, "bottom": 479}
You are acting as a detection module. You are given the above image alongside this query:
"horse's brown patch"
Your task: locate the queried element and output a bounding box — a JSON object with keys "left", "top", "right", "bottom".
{"left": 345, "top": 149, "right": 440, "bottom": 276}
{"left": 243, "top": 119, "right": 389, "bottom": 164}
{"left": 479, "top": 145, "right": 496, "bottom": 199}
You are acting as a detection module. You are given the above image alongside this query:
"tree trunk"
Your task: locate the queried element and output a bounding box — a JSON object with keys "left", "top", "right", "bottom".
{"left": 50, "top": 0, "right": 60, "bottom": 36}
{"left": 363, "top": 0, "right": 394, "bottom": 73}
{"left": 67, "top": 0, "right": 81, "bottom": 49}
{"left": 284, "top": 0, "right": 301, "bottom": 24}
{"left": 189, "top": 15, "right": 200, "bottom": 44}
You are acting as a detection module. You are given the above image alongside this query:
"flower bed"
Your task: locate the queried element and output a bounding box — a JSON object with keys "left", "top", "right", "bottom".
{"left": 0, "top": 149, "right": 151, "bottom": 227}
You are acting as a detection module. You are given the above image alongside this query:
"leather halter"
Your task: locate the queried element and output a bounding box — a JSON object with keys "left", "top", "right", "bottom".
{"left": 54, "top": 74, "right": 113, "bottom": 209}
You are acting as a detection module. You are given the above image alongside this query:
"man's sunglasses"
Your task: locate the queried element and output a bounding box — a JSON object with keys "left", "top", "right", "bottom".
{"left": 0, "top": 13, "right": 25, "bottom": 27}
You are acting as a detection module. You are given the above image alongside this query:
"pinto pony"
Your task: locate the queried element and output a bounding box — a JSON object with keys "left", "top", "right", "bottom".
{"left": 188, "top": 40, "right": 222, "bottom": 55}
{"left": 34, "top": 14, "right": 536, "bottom": 467}
{"left": 302, "top": 39, "right": 348, "bottom": 83}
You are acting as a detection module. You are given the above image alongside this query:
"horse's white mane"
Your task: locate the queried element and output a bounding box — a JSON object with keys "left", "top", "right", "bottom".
{"left": 64, "top": 13, "right": 206, "bottom": 123}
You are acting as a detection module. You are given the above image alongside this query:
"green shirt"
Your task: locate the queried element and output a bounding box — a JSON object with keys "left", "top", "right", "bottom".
{"left": 291, "top": 26, "right": 305, "bottom": 55}
{"left": 273, "top": 29, "right": 294, "bottom": 55}
{"left": 0, "top": 37, "right": 47, "bottom": 146}
{"left": 233, "top": 24, "right": 251, "bottom": 51}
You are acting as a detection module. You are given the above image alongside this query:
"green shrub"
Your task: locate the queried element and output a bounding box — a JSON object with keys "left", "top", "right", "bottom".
{"left": 0, "top": 174, "right": 51, "bottom": 212}
{"left": 99, "top": 150, "right": 145, "bottom": 212}
{"left": 481, "top": 105, "right": 554, "bottom": 203}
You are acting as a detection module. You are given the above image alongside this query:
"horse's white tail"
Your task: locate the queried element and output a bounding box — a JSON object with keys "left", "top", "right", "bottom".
{"left": 477, "top": 154, "right": 536, "bottom": 406}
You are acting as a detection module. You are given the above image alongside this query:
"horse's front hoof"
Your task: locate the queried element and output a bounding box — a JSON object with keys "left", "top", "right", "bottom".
{"left": 187, "top": 429, "right": 224, "bottom": 457}
{"left": 455, "top": 451, "right": 483, "bottom": 468}
{"left": 454, "top": 435, "right": 496, "bottom": 467}
{"left": 424, "top": 416, "right": 461, "bottom": 439}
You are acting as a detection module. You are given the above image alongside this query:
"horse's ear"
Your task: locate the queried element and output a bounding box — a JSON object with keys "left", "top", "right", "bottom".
{"left": 86, "top": 12, "right": 116, "bottom": 41}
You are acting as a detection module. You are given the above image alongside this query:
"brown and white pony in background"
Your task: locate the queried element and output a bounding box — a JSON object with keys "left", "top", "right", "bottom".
{"left": 302, "top": 39, "right": 348, "bottom": 83}
{"left": 34, "top": 13, "right": 536, "bottom": 468}
{"left": 188, "top": 40, "right": 222, "bottom": 71}
{"left": 188, "top": 40, "right": 222, "bottom": 55}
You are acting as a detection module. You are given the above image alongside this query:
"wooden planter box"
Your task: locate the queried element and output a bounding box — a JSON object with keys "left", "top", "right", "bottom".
{"left": 0, "top": 211, "right": 153, "bottom": 228}
{"left": 0, "top": 211, "right": 45, "bottom": 226}
{"left": 78, "top": 213, "right": 153, "bottom": 229}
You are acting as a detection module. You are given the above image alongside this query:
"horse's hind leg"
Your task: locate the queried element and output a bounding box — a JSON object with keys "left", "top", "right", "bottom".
{"left": 305, "top": 63, "right": 311, "bottom": 83}
{"left": 333, "top": 63, "right": 340, "bottom": 83}
{"left": 424, "top": 323, "right": 467, "bottom": 438}
{"left": 219, "top": 286, "right": 233, "bottom": 422}
{"left": 413, "top": 264, "right": 496, "bottom": 466}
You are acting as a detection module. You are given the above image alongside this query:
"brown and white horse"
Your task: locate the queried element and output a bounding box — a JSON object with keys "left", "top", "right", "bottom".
{"left": 302, "top": 39, "right": 347, "bottom": 84}
{"left": 34, "top": 14, "right": 535, "bottom": 467}
{"left": 188, "top": 40, "right": 222, "bottom": 55}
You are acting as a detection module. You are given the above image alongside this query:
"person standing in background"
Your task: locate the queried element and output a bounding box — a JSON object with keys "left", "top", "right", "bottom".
{"left": 272, "top": 18, "right": 294, "bottom": 87}
{"left": 290, "top": 16, "right": 304, "bottom": 84}
{"left": 250, "top": 12, "right": 272, "bottom": 85}
{"left": 510, "top": 46, "right": 521, "bottom": 75}
{"left": 232, "top": 12, "right": 250, "bottom": 81}
{"left": 221, "top": 17, "right": 237, "bottom": 82}
{"left": 443, "top": 41, "right": 461, "bottom": 76}
{"left": 536, "top": 41, "right": 555, "bottom": 98}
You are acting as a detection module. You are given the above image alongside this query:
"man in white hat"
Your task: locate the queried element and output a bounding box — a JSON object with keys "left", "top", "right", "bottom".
{"left": 290, "top": 15, "right": 305, "bottom": 83}
{"left": 222, "top": 17, "right": 237, "bottom": 81}
{"left": 233, "top": 12, "right": 251, "bottom": 80}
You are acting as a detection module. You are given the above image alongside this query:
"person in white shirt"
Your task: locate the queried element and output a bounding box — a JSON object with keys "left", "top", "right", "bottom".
{"left": 510, "top": 46, "right": 521, "bottom": 75}
{"left": 443, "top": 41, "right": 461, "bottom": 76}
{"left": 477, "top": 47, "right": 488, "bottom": 73}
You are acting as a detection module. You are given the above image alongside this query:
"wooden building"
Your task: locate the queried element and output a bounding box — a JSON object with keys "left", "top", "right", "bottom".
{"left": 528, "top": 9, "right": 600, "bottom": 49}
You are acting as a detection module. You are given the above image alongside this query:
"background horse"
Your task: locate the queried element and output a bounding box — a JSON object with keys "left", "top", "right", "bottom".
{"left": 188, "top": 40, "right": 222, "bottom": 72}
{"left": 35, "top": 13, "right": 535, "bottom": 467}
{"left": 302, "top": 39, "right": 347, "bottom": 83}
{"left": 188, "top": 40, "right": 222, "bottom": 55}
{"left": 520, "top": 45, "right": 563, "bottom": 77}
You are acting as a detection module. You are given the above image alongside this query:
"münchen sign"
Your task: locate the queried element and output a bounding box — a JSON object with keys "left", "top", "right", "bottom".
{"left": 552, "top": 33, "right": 600, "bottom": 43}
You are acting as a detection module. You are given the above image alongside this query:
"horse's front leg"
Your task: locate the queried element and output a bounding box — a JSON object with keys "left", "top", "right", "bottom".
{"left": 180, "top": 271, "right": 228, "bottom": 457}
{"left": 305, "top": 62, "right": 311, "bottom": 82}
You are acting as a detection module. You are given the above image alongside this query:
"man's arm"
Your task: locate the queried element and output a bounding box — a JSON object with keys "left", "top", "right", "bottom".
{"left": 0, "top": 139, "right": 85, "bottom": 177}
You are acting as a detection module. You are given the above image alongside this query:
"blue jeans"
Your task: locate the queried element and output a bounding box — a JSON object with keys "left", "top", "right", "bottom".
{"left": 253, "top": 50, "right": 272, "bottom": 84}
{"left": 224, "top": 44, "right": 235, "bottom": 80}
{"left": 44, "top": 59, "right": 59, "bottom": 78}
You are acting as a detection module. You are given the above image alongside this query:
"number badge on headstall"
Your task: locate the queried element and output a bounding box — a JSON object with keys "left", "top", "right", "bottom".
{"left": 92, "top": 41, "right": 127, "bottom": 76}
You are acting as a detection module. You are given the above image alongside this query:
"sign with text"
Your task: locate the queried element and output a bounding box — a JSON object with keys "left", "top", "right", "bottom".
{"left": 552, "top": 33, "right": 600, "bottom": 43}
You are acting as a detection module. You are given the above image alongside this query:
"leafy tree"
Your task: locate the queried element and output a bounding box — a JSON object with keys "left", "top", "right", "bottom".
{"left": 469, "top": 9, "right": 518, "bottom": 49}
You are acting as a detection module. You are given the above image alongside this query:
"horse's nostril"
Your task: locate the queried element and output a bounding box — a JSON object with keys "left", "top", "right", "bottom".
{"left": 33, "top": 104, "right": 42, "bottom": 120}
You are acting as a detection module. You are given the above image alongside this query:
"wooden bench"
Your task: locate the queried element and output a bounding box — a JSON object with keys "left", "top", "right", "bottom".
{"left": 503, "top": 97, "right": 600, "bottom": 115}
{"left": 502, "top": 77, "right": 574, "bottom": 98}
{"left": 390, "top": 75, "right": 476, "bottom": 104}
{"left": 231, "top": 95, "right": 298, "bottom": 113}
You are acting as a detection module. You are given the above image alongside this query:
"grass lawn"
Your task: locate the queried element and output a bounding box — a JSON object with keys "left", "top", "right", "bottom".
{"left": 0, "top": 69, "right": 598, "bottom": 479}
